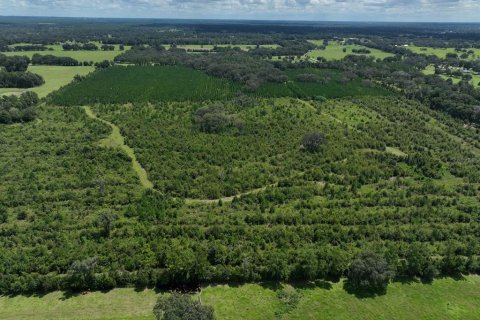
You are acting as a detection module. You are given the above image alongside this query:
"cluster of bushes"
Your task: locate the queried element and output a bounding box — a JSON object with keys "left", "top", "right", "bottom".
{"left": 193, "top": 102, "right": 244, "bottom": 134}
{"left": 62, "top": 42, "right": 98, "bottom": 51}
{"left": 0, "top": 54, "right": 30, "bottom": 72}
{"left": 9, "top": 44, "right": 50, "bottom": 52}
{"left": 0, "top": 54, "right": 44, "bottom": 88}
{"left": 352, "top": 48, "right": 371, "bottom": 54}
{"left": 0, "top": 70, "right": 44, "bottom": 88}
{"left": 32, "top": 54, "right": 80, "bottom": 66}
{"left": 0, "top": 91, "right": 39, "bottom": 123}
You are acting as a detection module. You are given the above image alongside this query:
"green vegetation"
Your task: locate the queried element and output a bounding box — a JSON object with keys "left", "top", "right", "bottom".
{"left": 0, "top": 65, "right": 94, "bottom": 97}
{"left": 422, "top": 65, "right": 480, "bottom": 88}
{"left": 1, "top": 276, "right": 480, "bottom": 320}
{"left": 164, "top": 44, "right": 280, "bottom": 51}
{"left": 2, "top": 94, "right": 480, "bottom": 295}
{"left": 49, "top": 66, "right": 389, "bottom": 105}
{"left": 84, "top": 106, "right": 154, "bottom": 189}
{"left": 1, "top": 43, "right": 128, "bottom": 62}
{"left": 49, "top": 66, "right": 241, "bottom": 105}
{"left": 408, "top": 45, "right": 480, "bottom": 60}
{"left": 2, "top": 18, "right": 480, "bottom": 319}
{"left": 304, "top": 40, "right": 394, "bottom": 61}
{"left": 256, "top": 69, "right": 390, "bottom": 98}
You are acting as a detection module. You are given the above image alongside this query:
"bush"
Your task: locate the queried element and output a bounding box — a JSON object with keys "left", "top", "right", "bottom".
{"left": 0, "top": 206, "right": 7, "bottom": 224}
{"left": 347, "top": 251, "right": 394, "bottom": 291}
{"left": 153, "top": 292, "right": 215, "bottom": 320}
{"left": 302, "top": 132, "right": 326, "bottom": 153}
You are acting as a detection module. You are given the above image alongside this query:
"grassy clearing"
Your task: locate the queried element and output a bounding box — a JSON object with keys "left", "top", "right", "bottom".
{"left": 1, "top": 276, "right": 479, "bottom": 320}
{"left": 0, "top": 288, "right": 157, "bottom": 320}
{"left": 0, "top": 65, "right": 94, "bottom": 97}
{"left": 408, "top": 45, "right": 480, "bottom": 60}
{"left": 2, "top": 43, "right": 129, "bottom": 62}
{"left": 83, "top": 106, "right": 154, "bottom": 190}
{"left": 304, "top": 40, "right": 394, "bottom": 61}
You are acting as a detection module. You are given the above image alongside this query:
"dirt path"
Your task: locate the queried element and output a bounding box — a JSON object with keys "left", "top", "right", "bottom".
{"left": 83, "top": 106, "right": 303, "bottom": 204}
{"left": 83, "top": 106, "right": 154, "bottom": 189}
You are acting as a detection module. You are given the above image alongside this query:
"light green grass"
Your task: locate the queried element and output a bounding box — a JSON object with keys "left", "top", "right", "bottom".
{"left": 2, "top": 43, "right": 128, "bottom": 62}
{"left": 84, "top": 106, "right": 154, "bottom": 190}
{"left": 408, "top": 45, "right": 480, "bottom": 60}
{"left": 1, "top": 276, "right": 479, "bottom": 320}
{"left": 202, "top": 284, "right": 282, "bottom": 320}
{"left": 0, "top": 288, "right": 157, "bottom": 320}
{"left": 0, "top": 65, "right": 94, "bottom": 97}
{"left": 286, "top": 276, "right": 480, "bottom": 320}
{"left": 304, "top": 40, "right": 394, "bottom": 61}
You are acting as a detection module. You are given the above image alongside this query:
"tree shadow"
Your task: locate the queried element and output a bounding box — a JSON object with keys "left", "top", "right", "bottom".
{"left": 393, "top": 275, "right": 420, "bottom": 285}
{"left": 290, "top": 279, "right": 333, "bottom": 290}
{"left": 60, "top": 290, "right": 81, "bottom": 301}
{"left": 343, "top": 280, "right": 387, "bottom": 298}
{"left": 259, "top": 281, "right": 283, "bottom": 291}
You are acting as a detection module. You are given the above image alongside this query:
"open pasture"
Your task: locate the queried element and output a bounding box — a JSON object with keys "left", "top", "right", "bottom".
{"left": 408, "top": 45, "right": 480, "bottom": 60}
{"left": 1, "top": 276, "right": 479, "bottom": 320}
{"left": 304, "top": 40, "right": 394, "bottom": 61}
{"left": 0, "top": 65, "right": 94, "bottom": 97}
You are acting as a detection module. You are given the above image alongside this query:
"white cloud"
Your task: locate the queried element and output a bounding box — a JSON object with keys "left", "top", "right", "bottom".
{"left": 0, "top": 0, "right": 479, "bottom": 21}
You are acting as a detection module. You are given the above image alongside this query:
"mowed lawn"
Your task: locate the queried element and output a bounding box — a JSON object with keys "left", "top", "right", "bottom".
{"left": 0, "top": 65, "right": 94, "bottom": 97}
{"left": 1, "top": 276, "right": 479, "bottom": 320}
{"left": 408, "top": 45, "right": 480, "bottom": 60}
{"left": 2, "top": 43, "right": 128, "bottom": 62}
{"left": 304, "top": 40, "right": 394, "bottom": 61}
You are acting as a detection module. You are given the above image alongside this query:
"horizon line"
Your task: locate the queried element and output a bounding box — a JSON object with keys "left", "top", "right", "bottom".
{"left": 1, "top": 15, "right": 480, "bottom": 24}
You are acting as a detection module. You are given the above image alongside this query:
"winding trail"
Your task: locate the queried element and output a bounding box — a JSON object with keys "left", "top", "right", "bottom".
{"left": 82, "top": 106, "right": 321, "bottom": 204}
{"left": 83, "top": 106, "right": 154, "bottom": 190}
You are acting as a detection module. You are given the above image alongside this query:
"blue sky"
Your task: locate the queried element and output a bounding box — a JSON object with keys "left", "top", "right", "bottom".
{"left": 1, "top": 0, "right": 479, "bottom": 22}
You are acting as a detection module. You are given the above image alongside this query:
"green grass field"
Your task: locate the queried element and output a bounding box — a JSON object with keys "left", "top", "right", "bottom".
{"left": 408, "top": 45, "right": 480, "bottom": 60}
{"left": 1, "top": 276, "right": 479, "bottom": 320}
{"left": 2, "top": 43, "right": 128, "bottom": 62}
{"left": 304, "top": 40, "right": 394, "bottom": 61}
{"left": 0, "top": 65, "right": 94, "bottom": 97}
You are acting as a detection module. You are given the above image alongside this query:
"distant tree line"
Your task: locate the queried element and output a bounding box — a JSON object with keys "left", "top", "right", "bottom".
{"left": 32, "top": 54, "right": 80, "bottom": 66}
{"left": 115, "top": 47, "right": 287, "bottom": 90}
{"left": 62, "top": 42, "right": 99, "bottom": 51}
{"left": 316, "top": 54, "right": 480, "bottom": 124}
{"left": 7, "top": 44, "right": 50, "bottom": 52}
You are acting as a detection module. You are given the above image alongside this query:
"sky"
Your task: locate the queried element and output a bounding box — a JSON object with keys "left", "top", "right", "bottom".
{"left": 1, "top": 0, "right": 479, "bottom": 22}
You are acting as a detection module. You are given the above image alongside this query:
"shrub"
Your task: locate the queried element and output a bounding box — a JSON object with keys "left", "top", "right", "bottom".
{"left": 153, "top": 292, "right": 215, "bottom": 320}
{"left": 347, "top": 250, "right": 394, "bottom": 291}
{"left": 302, "top": 131, "right": 326, "bottom": 152}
